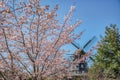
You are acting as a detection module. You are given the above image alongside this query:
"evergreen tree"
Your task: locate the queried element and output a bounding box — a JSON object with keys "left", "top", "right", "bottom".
{"left": 88, "top": 24, "right": 120, "bottom": 80}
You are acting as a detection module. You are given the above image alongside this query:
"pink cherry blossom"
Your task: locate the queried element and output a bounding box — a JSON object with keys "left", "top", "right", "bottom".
{"left": 0, "top": 0, "right": 91, "bottom": 80}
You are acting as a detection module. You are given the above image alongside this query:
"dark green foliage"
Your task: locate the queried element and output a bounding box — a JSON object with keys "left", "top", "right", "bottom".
{"left": 27, "top": 78, "right": 32, "bottom": 80}
{"left": 88, "top": 24, "right": 120, "bottom": 80}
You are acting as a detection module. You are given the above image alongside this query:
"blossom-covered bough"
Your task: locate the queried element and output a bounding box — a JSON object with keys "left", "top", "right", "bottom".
{"left": 0, "top": 0, "right": 91, "bottom": 80}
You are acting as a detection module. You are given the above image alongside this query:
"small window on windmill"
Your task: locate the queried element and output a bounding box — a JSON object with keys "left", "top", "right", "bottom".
{"left": 76, "top": 64, "right": 79, "bottom": 71}
{"left": 79, "top": 63, "right": 84, "bottom": 68}
{"left": 79, "top": 63, "right": 86, "bottom": 72}
{"left": 76, "top": 65, "right": 79, "bottom": 68}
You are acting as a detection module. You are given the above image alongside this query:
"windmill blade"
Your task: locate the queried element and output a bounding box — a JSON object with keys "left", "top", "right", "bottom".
{"left": 66, "top": 54, "right": 74, "bottom": 56}
{"left": 89, "top": 56, "right": 95, "bottom": 62}
{"left": 71, "top": 42, "right": 80, "bottom": 49}
{"left": 83, "top": 36, "right": 97, "bottom": 50}
{"left": 66, "top": 54, "right": 75, "bottom": 60}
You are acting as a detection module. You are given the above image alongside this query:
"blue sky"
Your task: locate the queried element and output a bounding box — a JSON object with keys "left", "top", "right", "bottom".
{"left": 40, "top": 0, "right": 120, "bottom": 57}
{"left": 41, "top": 0, "right": 120, "bottom": 38}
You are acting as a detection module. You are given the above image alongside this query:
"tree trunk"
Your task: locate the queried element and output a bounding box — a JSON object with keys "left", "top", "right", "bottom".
{"left": 33, "top": 76, "right": 37, "bottom": 80}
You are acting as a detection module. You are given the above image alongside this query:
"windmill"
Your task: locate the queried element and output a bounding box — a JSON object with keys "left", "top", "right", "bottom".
{"left": 70, "top": 36, "right": 97, "bottom": 76}
{"left": 71, "top": 36, "right": 96, "bottom": 61}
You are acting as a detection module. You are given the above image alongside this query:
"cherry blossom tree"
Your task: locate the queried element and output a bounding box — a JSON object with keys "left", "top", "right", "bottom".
{"left": 0, "top": 0, "right": 89, "bottom": 80}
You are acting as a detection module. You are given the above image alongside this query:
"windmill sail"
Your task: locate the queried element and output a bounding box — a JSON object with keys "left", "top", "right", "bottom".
{"left": 83, "top": 36, "right": 97, "bottom": 51}
{"left": 71, "top": 42, "right": 80, "bottom": 49}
